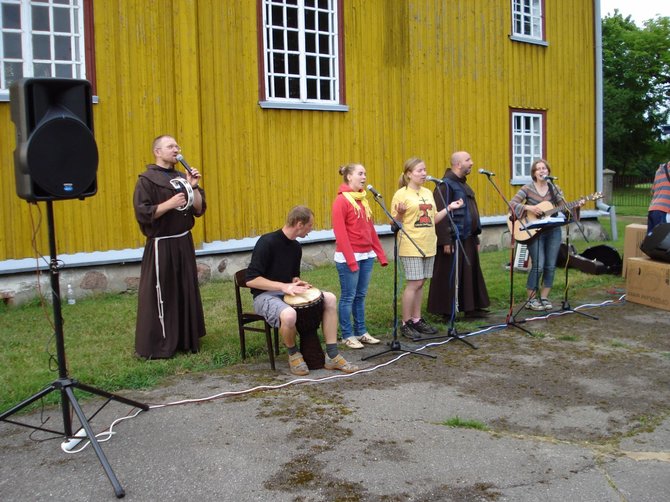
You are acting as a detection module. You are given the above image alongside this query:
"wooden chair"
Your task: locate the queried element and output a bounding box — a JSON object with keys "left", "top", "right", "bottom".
{"left": 234, "top": 269, "right": 279, "bottom": 370}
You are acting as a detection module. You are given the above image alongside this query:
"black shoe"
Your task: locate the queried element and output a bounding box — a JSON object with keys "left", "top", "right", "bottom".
{"left": 400, "top": 323, "right": 419, "bottom": 340}
{"left": 410, "top": 318, "right": 438, "bottom": 335}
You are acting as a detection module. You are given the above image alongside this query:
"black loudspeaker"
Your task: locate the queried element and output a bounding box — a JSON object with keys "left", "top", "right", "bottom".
{"left": 9, "top": 78, "right": 98, "bottom": 201}
{"left": 641, "top": 223, "right": 670, "bottom": 263}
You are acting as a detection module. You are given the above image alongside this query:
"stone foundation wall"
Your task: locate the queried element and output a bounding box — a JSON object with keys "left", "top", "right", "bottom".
{"left": 0, "top": 221, "right": 606, "bottom": 306}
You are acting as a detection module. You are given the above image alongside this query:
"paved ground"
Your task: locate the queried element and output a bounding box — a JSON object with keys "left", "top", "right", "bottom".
{"left": 1, "top": 292, "right": 669, "bottom": 501}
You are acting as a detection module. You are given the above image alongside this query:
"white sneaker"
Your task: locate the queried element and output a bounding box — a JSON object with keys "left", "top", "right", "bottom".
{"left": 357, "top": 333, "right": 381, "bottom": 344}
{"left": 342, "top": 337, "right": 364, "bottom": 349}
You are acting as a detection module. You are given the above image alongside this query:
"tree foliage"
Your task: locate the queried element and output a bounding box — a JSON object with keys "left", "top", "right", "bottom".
{"left": 602, "top": 12, "right": 670, "bottom": 176}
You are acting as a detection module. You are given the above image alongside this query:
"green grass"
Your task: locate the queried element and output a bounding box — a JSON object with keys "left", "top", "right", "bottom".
{"left": 0, "top": 213, "right": 635, "bottom": 413}
{"left": 441, "top": 416, "right": 489, "bottom": 431}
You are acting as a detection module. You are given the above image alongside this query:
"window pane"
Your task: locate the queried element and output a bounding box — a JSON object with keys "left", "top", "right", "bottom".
{"left": 2, "top": 33, "right": 22, "bottom": 59}
{"left": 305, "top": 9, "right": 315, "bottom": 30}
{"left": 273, "top": 76, "right": 286, "bottom": 97}
{"left": 4, "top": 62, "right": 23, "bottom": 85}
{"left": 318, "top": 34, "right": 329, "bottom": 54}
{"left": 272, "top": 53, "right": 285, "bottom": 74}
{"left": 319, "top": 79, "right": 331, "bottom": 100}
{"left": 31, "top": 5, "right": 50, "bottom": 31}
{"left": 33, "top": 62, "right": 51, "bottom": 77}
{"left": 287, "top": 30, "right": 299, "bottom": 51}
{"left": 272, "top": 28, "right": 284, "bottom": 50}
{"left": 305, "top": 32, "right": 315, "bottom": 53}
{"left": 306, "top": 78, "right": 317, "bottom": 99}
{"left": 55, "top": 63, "right": 72, "bottom": 77}
{"left": 32, "top": 34, "right": 51, "bottom": 59}
{"left": 305, "top": 55, "right": 316, "bottom": 75}
{"left": 286, "top": 6, "right": 298, "bottom": 29}
{"left": 55, "top": 36, "right": 72, "bottom": 60}
{"left": 53, "top": 0, "right": 71, "bottom": 4}
{"left": 270, "top": 6, "right": 283, "bottom": 27}
{"left": 319, "top": 57, "right": 330, "bottom": 77}
{"left": 288, "top": 53, "right": 299, "bottom": 75}
{"left": 288, "top": 77, "right": 300, "bottom": 98}
{"left": 53, "top": 7, "right": 71, "bottom": 33}
{"left": 318, "top": 11, "right": 329, "bottom": 31}
{"left": 1, "top": 4, "right": 21, "bottom": 29}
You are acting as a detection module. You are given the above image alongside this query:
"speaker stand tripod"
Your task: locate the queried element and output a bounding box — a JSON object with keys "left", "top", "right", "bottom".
{"left": 0, "top": 201, "right": 148, "bottom": 499}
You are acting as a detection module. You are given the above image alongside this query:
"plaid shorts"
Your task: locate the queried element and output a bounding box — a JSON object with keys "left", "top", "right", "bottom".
{"left": 400, "top": 255, "right": 435, "bottom": 281}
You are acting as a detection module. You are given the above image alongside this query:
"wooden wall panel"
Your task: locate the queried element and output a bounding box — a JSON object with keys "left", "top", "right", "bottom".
{"left": 0, "top": 0, "right": 597, "bottom": 260}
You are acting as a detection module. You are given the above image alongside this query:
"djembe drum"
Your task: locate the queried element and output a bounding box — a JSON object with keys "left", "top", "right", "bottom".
{"left": 284, "top": 287, "right": 325, "bottom": 369}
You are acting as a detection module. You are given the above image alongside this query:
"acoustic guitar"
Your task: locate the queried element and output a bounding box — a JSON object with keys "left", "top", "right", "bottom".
{"left": 508, "top": 192, "right": 603, "bottom": 243}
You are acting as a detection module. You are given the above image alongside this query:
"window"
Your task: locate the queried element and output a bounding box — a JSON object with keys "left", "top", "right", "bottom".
{"left": 0, "top": 0, "right": 94, "bottom": 99}
{"left": 259, "top": 0, "right": 346, "bottom": 111}
{"left": 511, "top": 110, "right": 545, "bottom": 180}
{"left": 511, "top": 0, "right": 544, "bottom": 42}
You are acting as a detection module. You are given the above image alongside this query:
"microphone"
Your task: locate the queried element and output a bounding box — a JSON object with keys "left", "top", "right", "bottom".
{"left": 545, "top": 175, "right": 558, "bottom": 181}
{"left": 366, "top": 185, "right": 382, "bottom": 198}
{"left": 478, "top": 169, "right": 495, "bottom": 177}
{"left": 176, "top": 154, "right": 193, "bottom": 175}
{"left": 425, "top": 175, "right": 444, "bottom": 184}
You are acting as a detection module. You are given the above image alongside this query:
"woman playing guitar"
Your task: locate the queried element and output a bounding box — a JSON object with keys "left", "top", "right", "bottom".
{"left": 509, "top": 159, "right": 585, "bottom": 311}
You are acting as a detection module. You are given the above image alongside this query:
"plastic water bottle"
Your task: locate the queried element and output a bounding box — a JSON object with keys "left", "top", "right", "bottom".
{"left": 66, "top": 284, "right": 76, "bottom": 305}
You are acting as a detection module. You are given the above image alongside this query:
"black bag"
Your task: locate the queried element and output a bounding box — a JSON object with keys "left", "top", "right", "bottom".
{"left": 556, "top": 243, "right": 618, "bottom": 275}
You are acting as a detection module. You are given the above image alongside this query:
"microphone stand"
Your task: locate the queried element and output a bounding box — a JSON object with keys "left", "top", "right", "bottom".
{"left": 482, "top": 173, "right": 534, "bottom": 336}
{"left": 412, "top": 179, "right": 477, "bottom": 349}
{"left": 362, "top": 192, "right": 435, "bottom": 361}
{"left": 549, "top": 183, "right": 598, "bottom": 320}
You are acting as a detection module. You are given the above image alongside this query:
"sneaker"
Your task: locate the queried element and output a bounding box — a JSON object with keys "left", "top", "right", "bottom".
{"left": 526, "top": 298, "right": 546, "bottom": 311}
{"left": 541, "top": 298, "right": 553, "bottom": 310}
{"left": 410, "top": 318, "right": 438, "bottom": 335}
{"left": 357, "top": 333, "right": 380, "bottom": 344}
{"left": 400, "top": 323, "right": 419, "bottom": 340}
{"left": 324, "top": 354, "right": 359, "bottom": 373}
{"left": 288, "top": 352, "right": 309, "bottom": 376}
{"left": 342, "top": 337, "right": 364, "bottom": 349}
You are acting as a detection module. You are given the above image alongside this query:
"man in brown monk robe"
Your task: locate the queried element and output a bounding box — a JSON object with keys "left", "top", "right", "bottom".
{"left": 427, "top": 151, "right": 490, "bottom": 320}
{"left": 133, "top": 135, "right": 206, "bottom": 358}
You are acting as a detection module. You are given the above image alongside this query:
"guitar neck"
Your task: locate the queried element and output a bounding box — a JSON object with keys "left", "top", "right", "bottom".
{"left": 545, "top": 198, "right": 586, "bottom": 217}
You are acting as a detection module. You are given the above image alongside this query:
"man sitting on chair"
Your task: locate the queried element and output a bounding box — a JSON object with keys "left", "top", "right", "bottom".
{"left": 246, "top": 205, "right": 359, "bottom": 376}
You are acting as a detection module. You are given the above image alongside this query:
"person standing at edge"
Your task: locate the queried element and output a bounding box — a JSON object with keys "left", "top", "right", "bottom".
{"left": 647, "top": 161, "right": 670, "bottom": 235}
{"left": 391, "top": 157, "right": 463, "bottom": 339}
{"left": 332, "top": 163, "right": 389, "bottom": 349}
{"left": 133, "top": 135, "right": 206, "bottom": 359}
{"left": 427, "top": 151, "right": 490, "bottom": 320}
{"left": 246, "top": 206, "right": 359, "bottom": 376}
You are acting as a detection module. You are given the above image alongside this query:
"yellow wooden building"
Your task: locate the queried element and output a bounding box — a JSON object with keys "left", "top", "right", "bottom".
{"left": 0, "top": 0, "right": 599, "bottom": 263}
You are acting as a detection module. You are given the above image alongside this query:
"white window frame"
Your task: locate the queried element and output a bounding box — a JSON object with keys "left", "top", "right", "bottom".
{"left": 259, "top": 0, "right": 347, "bottom": 111}
{"left": 511, "top": 110, "right": 544, "bottom": 183}
{"left": 0, "top": 0, "right": 87, "bottom": 100}
{"left": 510, "top": 0, "right": 547, "bottom": 46}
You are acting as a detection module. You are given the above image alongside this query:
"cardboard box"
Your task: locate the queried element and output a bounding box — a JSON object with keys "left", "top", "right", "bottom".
{"left": 622, "top": 224, "right": 648, "bottom": 277}
{"left": 625, "top": 256, "right": 670, "bottom": 311}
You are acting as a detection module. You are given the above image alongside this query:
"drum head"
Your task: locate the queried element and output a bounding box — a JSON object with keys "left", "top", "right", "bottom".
{"left": 284, "top": 287, "right": 322, "bottom": 306}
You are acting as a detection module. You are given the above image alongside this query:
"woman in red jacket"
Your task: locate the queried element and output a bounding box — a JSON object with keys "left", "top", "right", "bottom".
{"left": 332, "top": 163, "right": 389, "bottom": 348}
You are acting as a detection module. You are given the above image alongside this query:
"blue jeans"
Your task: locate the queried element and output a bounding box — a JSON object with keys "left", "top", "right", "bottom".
{"left": 336, "top": 258, "right": 375, "bottom": 339}
{"left": 526, "top": 227, "right": 562, "bottom": 292}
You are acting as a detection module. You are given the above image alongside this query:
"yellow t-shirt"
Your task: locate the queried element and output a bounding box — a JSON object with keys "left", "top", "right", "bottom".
{"left": 391, "top": 186, "right": 438, "bottom": 257}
